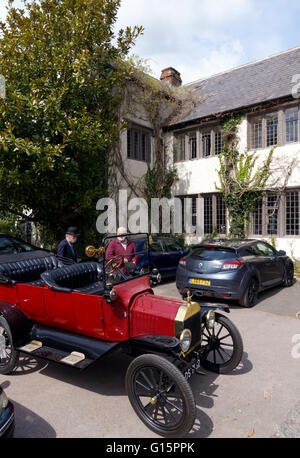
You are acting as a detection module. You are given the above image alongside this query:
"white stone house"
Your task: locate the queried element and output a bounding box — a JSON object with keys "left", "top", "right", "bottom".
{"left": 120, "top": 46, "right": 300, "bottom": 258}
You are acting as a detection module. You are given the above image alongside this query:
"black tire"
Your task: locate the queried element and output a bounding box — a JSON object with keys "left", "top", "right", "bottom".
{"left": 239, "top": 277, "right": 259, "bottom": 308}
{"left": 200, "top": 313, "right": 243, "bottom": 374}
{"left": 125, "top": 354, "right": 195, "bottom": 438}
{"left": 0, "top": 315, "right": 19, "bottom": 375}
{"left": 283, "top": 262, "right": 294, "bottom": 287}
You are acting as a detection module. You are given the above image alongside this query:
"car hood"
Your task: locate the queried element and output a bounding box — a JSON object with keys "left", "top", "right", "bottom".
{"left": 130, "top": 293, "right": 183, "bottom": 338}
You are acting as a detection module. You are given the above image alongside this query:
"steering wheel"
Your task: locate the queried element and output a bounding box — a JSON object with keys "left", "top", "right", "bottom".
{"left": 104, "top": 256, "right": 123, "bottom": 275}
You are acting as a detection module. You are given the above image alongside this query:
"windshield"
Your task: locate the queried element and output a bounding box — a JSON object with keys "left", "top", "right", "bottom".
{"left": 0, "top": 235, "right": 38, "bottom": 255}
{"left": 102, "top": 233, "right": 150, "bottom": 285}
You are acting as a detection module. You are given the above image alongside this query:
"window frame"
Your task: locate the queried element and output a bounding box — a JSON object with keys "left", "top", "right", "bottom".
{"left": 127, "top": 124, "right": 152, "bottom": 163}
{"left": 285, "top": 106, "right": 299, "bottom": 144}
{"left": 202, "top": 193, "right": 227, "bottom": 236}
{"left": 248, "top": 103, "right": 300, "bottom": 150}
{"left": 173, "top": 125, "right": 224, "bottom": 162}
{"left": 250, "top": 189, "right": 300, "bottom": 238}
{"left": 177, "top": 194, "right": 199, "bottom": 234}
{"left": 174, "top": 132, "right": 186, "bottom": 163}
{"left": 188, "top": 131, "right": 197, "bottom": 160}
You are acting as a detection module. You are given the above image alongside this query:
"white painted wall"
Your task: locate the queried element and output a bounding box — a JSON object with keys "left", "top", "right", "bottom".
{"left": 164, "top": 116, "right": 300, "bottom": 258}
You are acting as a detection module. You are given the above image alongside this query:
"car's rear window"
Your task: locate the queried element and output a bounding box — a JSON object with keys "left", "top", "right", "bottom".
{"left": 191, "top": 246, "right": 236, "bottom": 260}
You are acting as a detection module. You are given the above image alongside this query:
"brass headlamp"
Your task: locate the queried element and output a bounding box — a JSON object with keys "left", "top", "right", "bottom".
{"left": 174, "top": 290, "right": 202, "bottom": 356}
{"left": 85, "top": 245, "right": 105, "bottom": 258}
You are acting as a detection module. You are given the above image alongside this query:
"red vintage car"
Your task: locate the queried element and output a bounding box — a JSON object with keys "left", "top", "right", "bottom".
{"left": 0, "top": 233, "right": 243, "bottom": 437}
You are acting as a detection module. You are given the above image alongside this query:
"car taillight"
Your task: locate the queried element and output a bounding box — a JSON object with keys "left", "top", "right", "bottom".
{"left": 179, "top": 258, "right": 186, "bottom": 267}
{"left": 221, "top": 260, "right": 245, "bottom": 270}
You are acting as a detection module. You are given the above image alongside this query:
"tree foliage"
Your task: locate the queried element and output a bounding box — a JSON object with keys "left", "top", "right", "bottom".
{"left": 0, "top": 0, "right": 142, "bottom": 246}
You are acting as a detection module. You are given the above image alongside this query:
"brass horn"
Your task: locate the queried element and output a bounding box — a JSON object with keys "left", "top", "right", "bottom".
{"left": 85, "top": 245, "right": 105, "bottom": 258}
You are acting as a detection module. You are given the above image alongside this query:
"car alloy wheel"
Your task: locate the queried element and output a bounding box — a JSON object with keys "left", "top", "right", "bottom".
{"left": 248, "top": 278, "right": 258, "bottom": 306}
{"left": 239, "top": 277, "right": 259, "bottom": 308}
{"left": 125, "top": 354, "right": 195, "bottom": 438}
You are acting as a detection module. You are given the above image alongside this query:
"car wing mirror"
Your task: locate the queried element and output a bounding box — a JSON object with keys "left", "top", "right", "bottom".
{"left": 277, "top": 250, "right": 286, "bottom": 256}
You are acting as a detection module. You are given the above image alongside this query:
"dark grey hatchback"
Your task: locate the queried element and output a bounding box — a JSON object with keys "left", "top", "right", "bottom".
{"left": 176, "top": 239, "right": 294, "bottom": 307}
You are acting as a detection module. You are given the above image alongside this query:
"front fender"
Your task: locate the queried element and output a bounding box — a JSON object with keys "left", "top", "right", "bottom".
{"left": 122, "top": 333, "right": 181, "bottom": 357}
{"left": 0, "top": 301, "right": 33, "bottom": 346}
{"left": 200, "top": 303, "right": 230, "bottom": 318}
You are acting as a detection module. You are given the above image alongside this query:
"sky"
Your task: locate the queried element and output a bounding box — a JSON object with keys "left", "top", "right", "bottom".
{"left": 1, "top": 0, "right": 300, "bottom": 85}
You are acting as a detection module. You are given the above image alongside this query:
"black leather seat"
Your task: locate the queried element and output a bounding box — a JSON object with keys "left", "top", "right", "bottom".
{"left": 0, "top": 254, "right": 62, "bottom": 286}
{"left": 41, "top": 262, "right": 104, "bottom": 295}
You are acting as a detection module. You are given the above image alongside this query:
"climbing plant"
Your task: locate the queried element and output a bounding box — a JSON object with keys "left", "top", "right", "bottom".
{"left": 110, "top": 58, "right": 201, "bottom": 232}
{"left": 113, "top": 60, "right": 200, "bottom": 201}
{"left": 216, "top": 113, "right": 276, "bottom": 238}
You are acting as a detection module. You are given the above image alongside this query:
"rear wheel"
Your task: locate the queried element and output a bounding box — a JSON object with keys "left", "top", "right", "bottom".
{"left": 0, "top": 316, "right": 19, "bottom": 375}
{"left": 125, "top": 354, "right": 195, "bottom": 438}
{"left": 239, "top": 277, "right": 259, "bottom": 308}
{"left": 200, "top": 313, "right": 243, "bottom": 374}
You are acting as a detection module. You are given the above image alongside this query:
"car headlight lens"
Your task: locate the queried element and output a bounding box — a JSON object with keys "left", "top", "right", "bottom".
{"left": 206, "top": 310, "right": 215, "bottom": 329}
{"left": 0, "top": 389, "right": 8, "bottom": 409}
{"left": 180, "top": 329, "right": 192, "bottom": 353}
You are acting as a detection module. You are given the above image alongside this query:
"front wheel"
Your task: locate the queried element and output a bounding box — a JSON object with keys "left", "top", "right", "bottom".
{"left": 125, "top": 354, "right": 195, "bottom": 438}
{"left": 283, "top": 262, "right": 294, "bottom": 287}
{"left": 200, "top": 313, "right": 243, "bottom": 374}
{"left": 0, "top": 315, "right": 19, "bottom": 375}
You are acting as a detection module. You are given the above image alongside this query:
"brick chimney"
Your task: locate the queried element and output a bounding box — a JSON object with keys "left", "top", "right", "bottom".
{"left": 160, "top": 67, "right": 182, "bottom": 87}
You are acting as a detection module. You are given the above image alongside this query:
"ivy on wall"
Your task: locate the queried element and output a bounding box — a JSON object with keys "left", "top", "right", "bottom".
{"left": 216, "top": 113, "right": 276, "bottom": 239}
{"left": 111, "top": 59, "right": 201, "bottom": 232}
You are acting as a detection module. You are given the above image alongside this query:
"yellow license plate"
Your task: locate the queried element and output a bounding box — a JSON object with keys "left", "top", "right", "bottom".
{"left": 189, "top": 278, "right": 211, "bottom": 286}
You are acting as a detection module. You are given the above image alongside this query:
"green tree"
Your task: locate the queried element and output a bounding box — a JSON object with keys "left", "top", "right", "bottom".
{"left": 0, "top": 0, "right": 142, "bottom": 249}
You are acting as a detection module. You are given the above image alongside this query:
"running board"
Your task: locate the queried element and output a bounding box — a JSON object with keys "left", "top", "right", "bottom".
{"left": 17, "top": 340, "right": 93, "bottom": 369}
{"left": 16, "top": 324, "right": 120, "bottom": 370}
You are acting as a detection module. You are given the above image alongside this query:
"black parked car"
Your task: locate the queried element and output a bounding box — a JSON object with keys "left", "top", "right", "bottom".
{"left": 176, "top": 239, "right": 294, "bottom": 307}
{"left": 135, "top": 236, "right": 189, "bottom": 279}
{"left": 0, "top": 233, "right": 75, "bottom": 265}
{"left": 0, "top": 233, "right": 41, "bottom": 255}
{"left": 0, "top": 384, "right": 15, "bottom": 438}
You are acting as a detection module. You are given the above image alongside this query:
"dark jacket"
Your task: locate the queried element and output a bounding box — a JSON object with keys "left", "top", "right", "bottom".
{"left": 57, "top": 238, "right": 77, "bottom": 262}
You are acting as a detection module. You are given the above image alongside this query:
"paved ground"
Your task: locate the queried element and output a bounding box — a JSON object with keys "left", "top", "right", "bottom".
{"left": 1, "top": 280, "right": 300, "bottom": 438}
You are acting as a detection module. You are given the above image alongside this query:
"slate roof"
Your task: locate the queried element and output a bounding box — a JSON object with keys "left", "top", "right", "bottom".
{"left": 172, "top": 46, "right": 300, "bottom": 126}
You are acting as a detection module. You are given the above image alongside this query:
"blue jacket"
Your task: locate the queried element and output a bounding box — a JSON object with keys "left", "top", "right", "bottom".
{"left": 57, "top": 238, "right": 77, "bottom": 262}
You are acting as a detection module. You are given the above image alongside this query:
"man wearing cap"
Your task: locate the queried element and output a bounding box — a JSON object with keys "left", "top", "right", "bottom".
{"left": 57, "top": 227, "right": 79, "bottom": 262}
